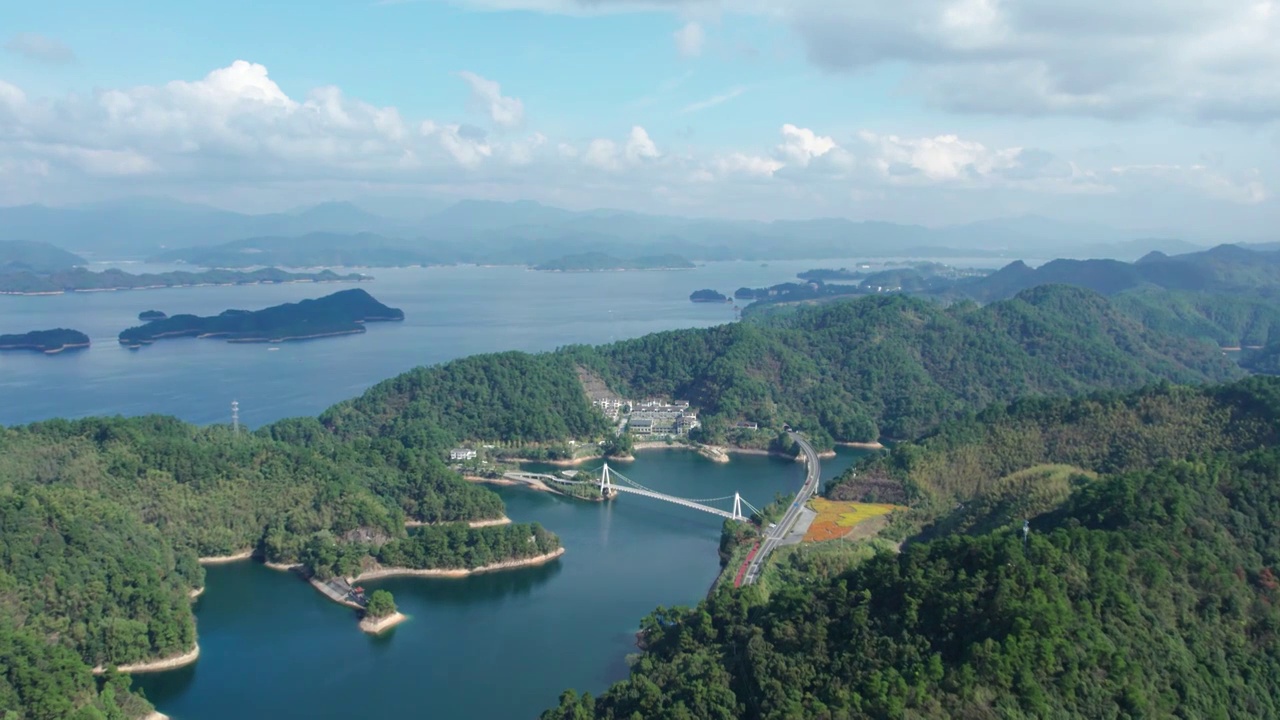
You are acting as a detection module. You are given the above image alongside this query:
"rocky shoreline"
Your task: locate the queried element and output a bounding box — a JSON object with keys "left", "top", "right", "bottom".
{"left": 92, "top": 644, "right": 200, "bottom": 675}
{"left": 350, "top": 547, "right": 566, "bottom": 581}
{"left": 359, "top": 611, "right": 408, "bottom": 634}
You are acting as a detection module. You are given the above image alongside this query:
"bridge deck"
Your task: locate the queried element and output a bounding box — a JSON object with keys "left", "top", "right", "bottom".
{"left": 502, "top": 471, "right": 737, "bottom": 519}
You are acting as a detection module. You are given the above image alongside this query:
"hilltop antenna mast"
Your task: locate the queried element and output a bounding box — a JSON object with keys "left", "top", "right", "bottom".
{"left": 231, "top": 400, "right": 240, "bottom": 435}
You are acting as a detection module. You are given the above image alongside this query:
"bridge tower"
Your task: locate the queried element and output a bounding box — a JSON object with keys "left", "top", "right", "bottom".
{"left": 600, "top": 463, "right": 616, "bottom": 499}
{"left": 732, "top": 492, "right": 743, "bottom": 521}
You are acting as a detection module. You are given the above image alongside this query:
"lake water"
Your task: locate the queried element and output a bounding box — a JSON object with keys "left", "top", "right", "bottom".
{"left": 0, "top": 258, "right": 896, "bottom": 719}
{"left": 0, "top": 257, "right": 1017, "bottom": 428}
{"left": 133, "top": 449, "right": 863, "bottom": 719}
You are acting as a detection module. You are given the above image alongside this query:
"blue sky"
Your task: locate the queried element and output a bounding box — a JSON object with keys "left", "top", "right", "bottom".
{"left": 1, "top": 0, "right": 1278, "bottom": 236}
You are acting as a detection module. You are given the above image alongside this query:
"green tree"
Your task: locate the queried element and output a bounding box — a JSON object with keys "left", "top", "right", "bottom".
{"left": 366, "top": 590, "right": 397, "bottom": 618}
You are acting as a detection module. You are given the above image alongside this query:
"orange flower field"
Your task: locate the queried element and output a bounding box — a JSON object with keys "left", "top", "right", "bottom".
{"left": 803, "top": 498, "right": 903, "bottom": 542}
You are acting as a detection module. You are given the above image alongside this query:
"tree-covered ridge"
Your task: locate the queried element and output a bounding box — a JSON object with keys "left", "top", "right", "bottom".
{"left": 315, "top": 286, "right": 1241, "bottom": 454}
{"left": 834, "top": 378, "right": 1280, "bottom": 519}
{"left": 321, "top": 351, "right": 612, "bottom": 445}
{"left": 1109, "top": 286, "right": 1280, "bottom": 348}
{"left": 543, "top": 381, "right": 1280, "bottom": 720}
{"left": 571, "top": 285, "right": 1239, "bottom": 442}
{"left": 955, "top": 244, "right": 1280, "bottom": 303}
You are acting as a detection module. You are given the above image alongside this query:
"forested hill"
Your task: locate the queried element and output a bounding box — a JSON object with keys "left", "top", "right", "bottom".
{"left": 829, "top": 377, "right": 1280, "bottom": 527}
{"left": 958, "top": 244, "right": 1280, "bottom": 303}
{"left": 317, "top": 286, "right": 1239, "bottom": 449}
{"left": 574, "top": 285, "right": 1240, "bottom": 441}
{"left": 0, "top": 413, "right": 559, "bottom": 715}
{"left": 542, "top": 377, "right": 1280, "bottom": 720}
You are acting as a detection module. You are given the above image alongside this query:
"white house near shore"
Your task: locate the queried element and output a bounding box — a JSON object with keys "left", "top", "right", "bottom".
{"left": 449, "top": 448, "right": 478, "bottom": 461}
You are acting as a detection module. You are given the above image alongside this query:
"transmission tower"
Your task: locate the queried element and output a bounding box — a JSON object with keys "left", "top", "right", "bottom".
{"left": 231, "top": 400, "right": 240, "bottom": 435}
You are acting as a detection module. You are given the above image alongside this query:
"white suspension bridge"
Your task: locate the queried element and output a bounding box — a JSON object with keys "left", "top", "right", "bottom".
{"left": 503, "top": 463, "right": 762, "bottom": 521}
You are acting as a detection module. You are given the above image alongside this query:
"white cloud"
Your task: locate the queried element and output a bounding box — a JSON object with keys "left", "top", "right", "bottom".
{"left": 418, "top": 0, "right": 1280, "bottom": 122}
{"left": 625, "top": 126, "right": 660, "bottom": 161}
{"left": 458, "top": 71, "right": 525, "bottom": 127}
{"left": 712, "top": 152, "right": 784, "bottom": 178}
{"left": 858, "top": 131, "right": 1021, "bottom": 183}
{"left": 673, "top": 21, "right": 705, "bottom": 57}
{"left": 4, "top": 32, "right": 76, "bottom": 65}
{"left": 581, "top": 126, "right": 660, "bottom": 170}
{"left": 0, "top": 60, "right": 1270, "bottom": 232}
{"left": 776, "top": 124, "right": 837, "bottom": 166}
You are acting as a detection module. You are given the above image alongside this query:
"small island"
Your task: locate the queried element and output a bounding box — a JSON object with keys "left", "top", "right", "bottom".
{"left": 118, "top": 288, "right": 404, "bottom": 348}
{"left": 534, "top": 253, "right": 696, "bottom": 272}
{"left": 358, "top": 589, "right": 406, "bottom": 634}
{"left": 0, "top": 328, "right": 90, "bottom": 354}
{"left": 690, "top": 289, "right": 730, "bottom": 303}
{"left": 0, "top": 267, "right": 370, "bottom": 296}
{"left": 138, "top": 310, "right": 167, "bottom": 321}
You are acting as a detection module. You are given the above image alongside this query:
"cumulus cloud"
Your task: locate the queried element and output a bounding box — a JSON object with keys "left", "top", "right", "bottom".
{"left": 4, "top": 32, "right": 76, "bottom": 65}
{"left": 458, "top": 71, "right": 525, "bottom": 127}
{"left": 858, "top": 131, "right": 1021, "bottom": 183}
{"left": 787, "top": 0, "right": 1280, "bottom": 121}
{"left": 423, "top": 0, "right": 1280, "bottom": 122}
{"left": 673, "top": 21, "right": 705, "bottom": 57}
{"left": 0, "top": 60, "right": 1268, "bottom": 227}
{"left": 581, "top": 126, "right": 660, "bottom": 170}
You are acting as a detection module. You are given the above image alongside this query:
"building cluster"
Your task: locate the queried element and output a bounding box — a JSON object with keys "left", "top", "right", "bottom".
{"left": 449, "top": 447, "right": 478, "bottom": 461}
{"left": 588, "top": 391, "right": 702, "bottom": 437}
{"left": 591, "top": 396, "right": 626, "bottom": 421}
{"left": 627, "top": 399, "right": 700, "bottom": 436}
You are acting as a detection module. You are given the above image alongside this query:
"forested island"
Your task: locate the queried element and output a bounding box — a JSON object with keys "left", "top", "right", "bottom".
{"left": 689, "top": 289, "right": 730, "bottom": 303}
{"left": 533, "top": 253, "right": 695, "bottom": 272}
{"left": 0, "top": 266, "right": 369, "bottom": 296}
{"left": 118, "top": 288, "right": 404, "bottom": 347}
{"left": 0, "top": 328, "right": 90, "bottom": 354}
{"left": 138, "top": 310, "right": 167, "bottom": 321}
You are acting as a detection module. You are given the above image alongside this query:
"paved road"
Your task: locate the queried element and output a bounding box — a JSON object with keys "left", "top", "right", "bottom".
{"left": 741, "top": 432, "right": 821, "bottom": 585}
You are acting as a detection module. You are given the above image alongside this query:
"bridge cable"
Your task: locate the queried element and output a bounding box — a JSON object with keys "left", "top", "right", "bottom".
{"left": 604, "top": 467, "right": 739, "bottom": 506}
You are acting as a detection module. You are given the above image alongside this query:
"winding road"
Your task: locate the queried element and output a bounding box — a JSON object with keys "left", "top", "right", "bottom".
{"left": 741, "top": 432, "right": 820, "bottom": 586}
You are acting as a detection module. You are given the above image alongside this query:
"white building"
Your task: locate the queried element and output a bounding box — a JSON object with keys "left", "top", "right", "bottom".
{"left": 449, "top": 448, "right": 478, "bottom": 461}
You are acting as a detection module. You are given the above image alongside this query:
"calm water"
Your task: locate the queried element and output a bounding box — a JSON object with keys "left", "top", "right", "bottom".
{"left": 133, "top": 449, "right": 863, "bottom": 720}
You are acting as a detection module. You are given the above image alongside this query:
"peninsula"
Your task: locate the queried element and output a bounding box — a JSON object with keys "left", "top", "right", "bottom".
{"left": 534, "top": 253, "right": 695, "bottom": 272}
{"left": 118, "top": 288, "right": 404, "bottom": 347}
{"left": 0, "top": 328, "right": 90, "bottom": 354}
{"left": 0, "top": 266, "right": 370, "bottom": 296}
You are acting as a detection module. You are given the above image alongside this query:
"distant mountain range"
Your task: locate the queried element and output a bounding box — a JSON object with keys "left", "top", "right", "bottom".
{"left": 957, "top": 244, "right": 1280, "bottom": 302}
{"left": 0, "top": 196, "right": 1232, "bottom": 265}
